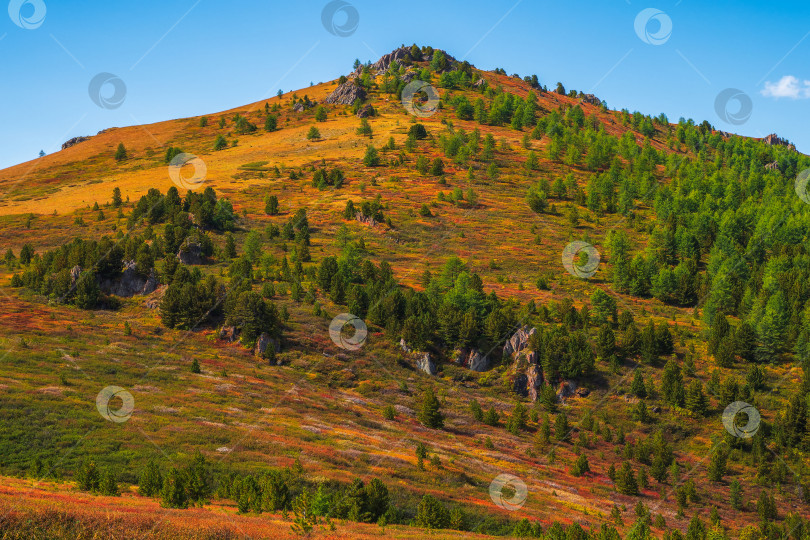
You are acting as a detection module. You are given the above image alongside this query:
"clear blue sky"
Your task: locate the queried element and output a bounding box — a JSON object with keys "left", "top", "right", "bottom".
{"left": 1, "top": 0, "right": 808, "bottom": 169}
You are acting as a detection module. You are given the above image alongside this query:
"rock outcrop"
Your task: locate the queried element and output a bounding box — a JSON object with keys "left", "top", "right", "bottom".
{"left": 765, "top": 161, "right": 780, "bottom": 171}
{"left": 526, "top": 365, "right": 543, "bottom": 401}
{"left": 356, "top": 103, "right": 375, "bottom": 118}
{"left": 557, "top": 380, "right": 578, "bottom": 401}
{"left": 324, "top": 81, "right": 366, "bottom": 105}
{"left": 368, "top": 46, "right": 411, "bottom": 73}
{"left": 292, "top": 101, "right": 316, "bottom": 112}
{"left": 503, "top": 325, "right": 536, "bottom": 357}
{"left": 177, "top": 241, "right": 205, "bottom": 265}
{"left": 355, "top": 212, "right": 378, "bottom": 227}
{"left": 145, "top": 285, "right": 167, "bottom": 309}
{"left": 580, "top": 94, "right": 601, "bottom": 106}
{"left": 61, "top": 136, "right": 90, "bottom": 150}
{"left": 219, "top": 326, "right": 239, "bottom": 343}
{"left": 452, "top": 348, "right": 490, "bottom": 372}
{"left": 254, "top": 332, "right": 281, "bottom": 360}
{"left": 416, "top": 352, "right": 437, "bottom": 376}
{"left": 98, "top": 261, "right": 158, "bottom": 297}
{"left": 400, "top": 339, "right": 438, "bottom": 376}
{"left": 763, "top": 133, "right": 797, "bottom": 151}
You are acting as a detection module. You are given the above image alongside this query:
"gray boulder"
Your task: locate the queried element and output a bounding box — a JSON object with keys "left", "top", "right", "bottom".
{"left": 416, "top": 353, "right": 437, "bottom": 376}
{"left": 177, "top": 241, "right": 205, "bottom": 265}
{"left": 99, "top": 261, "right": 158, "bottom": 297}
{"left": 219, "top": 326, "right": 239, "bottom": 342}
{"left": 452, "top": 348, "right": 490, "bottom": 372}
{"left": 324, "top": 81, "right": 366, "bottom": 105}
{"left": 356, "top": 103, "right": 375, "bottom": 118}
{"left": 527, "top": 365, "right": 543, "bottom": 402}
{"left": 254, "top": 332, "right": 280, "bottom": 360}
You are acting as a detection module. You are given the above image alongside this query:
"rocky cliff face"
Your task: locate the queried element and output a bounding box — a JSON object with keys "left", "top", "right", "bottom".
{"left": 504, "top": 326, "right": 542, "bottom": 400}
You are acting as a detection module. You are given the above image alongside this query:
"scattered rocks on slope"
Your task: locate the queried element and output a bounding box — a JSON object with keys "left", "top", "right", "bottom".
{"left": 324, "top": 80, "right": 366, "bottom": 105}
{"left": 765, "top": 161, "right": 780, "bottom": 171}
{"left": 61, "top": 136, "right": 91, "bottom": 150}
{"left": 399, "top": 338, "right": 412, "bottom": 353}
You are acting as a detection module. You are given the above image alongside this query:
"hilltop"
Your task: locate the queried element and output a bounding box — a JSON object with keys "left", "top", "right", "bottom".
{"left": 0, "top": 44, "right": 809, "bottom": 539}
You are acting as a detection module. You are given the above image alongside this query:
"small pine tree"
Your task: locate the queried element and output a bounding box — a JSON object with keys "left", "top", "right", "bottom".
{"left": 363, "top": 145, "right": 380, "bottom": 167}
{"left": 214, "top": 135, "right": 228, "bottom": 150}
{"left": 99, "top": 468, "right": 119, "bottom": 496}
{"left": 138, "top": 460, "right": 163, "bottom": 497}
{"left": 571, "top": 454, "right": 590, "bottom": 477}
{"left": 190, "top": 358, "right": 201, "bottom": 374}
{"left": 417, "top": 388, "right": 444, "bottom": 429}
{"left": 554, "top": 412, "right": 571, "bottom": 441}
{"left": 306, "top": 126, "right": 321, "bottom": 140}
{"left": 160, "top": 467, "right": 189, "bottom": 509}
{"left": 114, "top": 143, "right": 127, "bottom": 161}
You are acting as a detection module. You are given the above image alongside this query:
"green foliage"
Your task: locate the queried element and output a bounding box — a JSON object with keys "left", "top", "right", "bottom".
{"left": 114, "top": 143, "right": 127, "bottom": 161}
{"left": 417, "top": 388, "right": 444, "bottom": 429}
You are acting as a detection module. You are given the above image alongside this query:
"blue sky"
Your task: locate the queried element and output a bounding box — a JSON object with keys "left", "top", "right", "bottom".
{"left": 1, "top": 0, "right": 808, "bottom": 169}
